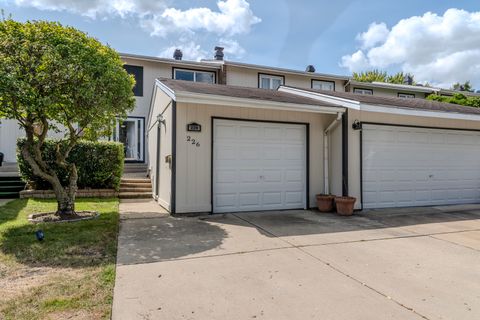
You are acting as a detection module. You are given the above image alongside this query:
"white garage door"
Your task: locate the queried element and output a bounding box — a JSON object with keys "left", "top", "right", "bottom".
{"left": 213, "top": 119, "right": 307, "bottom": 213}
{"left": 363, "top": 124, "right": 480, "bottom": 209}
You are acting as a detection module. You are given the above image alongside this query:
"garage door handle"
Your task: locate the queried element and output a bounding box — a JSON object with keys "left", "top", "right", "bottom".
{"left": 429, "top": 174, "right": 434, "bottom": 178}
{"left": 259, "top": 175, "right": 264, "bottom": 180}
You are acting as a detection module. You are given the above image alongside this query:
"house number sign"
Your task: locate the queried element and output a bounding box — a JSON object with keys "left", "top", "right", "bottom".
{"left": 187, "top": 122, "right": 201, "bottom": 132}
{"left": 186, "top": 135, "right": 200, "bottom": 147}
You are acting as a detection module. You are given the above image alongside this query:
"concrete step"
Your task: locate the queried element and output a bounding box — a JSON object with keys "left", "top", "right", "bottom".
{"left": 120, "top": 178, "right": 151, "bottom": 183}
{"left": 119, "top": 192, "right": 152, "bottom": 199}
{"left": 120, "top": 182, "right": 152, "bottom": 188}
{"left": 120, "top": 187, "right": 152, "bottom": 193}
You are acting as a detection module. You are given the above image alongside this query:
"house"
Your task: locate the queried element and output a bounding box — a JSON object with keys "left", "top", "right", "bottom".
{"left": 2, "top": 47, "right": 480, "bottom": 212}
{"left": 149, "top": 78, "right": 480, "bottom": 213}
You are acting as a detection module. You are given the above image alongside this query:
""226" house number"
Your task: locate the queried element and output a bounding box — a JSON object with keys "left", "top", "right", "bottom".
{"left": 186, "top": 136, "right": 200, "bottom": 147}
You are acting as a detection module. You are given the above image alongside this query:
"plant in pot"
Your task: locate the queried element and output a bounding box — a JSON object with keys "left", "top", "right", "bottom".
{"left": 316, "top": 194, "right": 335, "bottom": 212}
{"left": 335, "top": 196, "right": 357, "bottom": 216}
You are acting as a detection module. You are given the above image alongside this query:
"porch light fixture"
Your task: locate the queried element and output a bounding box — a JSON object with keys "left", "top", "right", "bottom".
{"left": 352, "top": 120, "right": 362, "bottom": 130}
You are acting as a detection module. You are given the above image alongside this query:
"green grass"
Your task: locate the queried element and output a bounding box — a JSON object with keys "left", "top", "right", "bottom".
{"left": 0, "top": 198, "right": 119, "bottom": 319}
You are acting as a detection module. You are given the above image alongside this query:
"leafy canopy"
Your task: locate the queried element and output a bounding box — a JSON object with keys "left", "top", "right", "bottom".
{"left": 426, "top": 93, "right": 480, "bottom": 108}
{"left": 352, "top": 70, "right": 415, "bottom": 85}
{"left": 0, "top": 19, "right": 135, "bottom": 139}
{"left": 451, "top": 81, "right": 474, "bottom": 92}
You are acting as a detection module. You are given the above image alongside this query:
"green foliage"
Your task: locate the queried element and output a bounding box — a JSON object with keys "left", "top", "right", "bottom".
{"left": 426, "top": 93, "right": 480, "bottom": 108}
{"left": 0, "top": 18, "right": 135, "bottom": 136}
{"left": 352, "top": 70, "right": 415, "bottom": 85}
{"left": 17, "top": 139, "right": 124, "bottom": 190}
{"left": 451, "top": 81, "right": 474, "bottom": 92}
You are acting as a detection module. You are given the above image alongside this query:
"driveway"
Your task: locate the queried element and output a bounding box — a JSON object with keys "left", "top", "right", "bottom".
{"left": 113, "top": 203, "right": 480, "bottom": 320}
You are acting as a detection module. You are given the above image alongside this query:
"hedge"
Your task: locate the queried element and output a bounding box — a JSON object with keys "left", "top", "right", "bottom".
{"left": 17, "top": 138, "right": 124, "bottom": 191}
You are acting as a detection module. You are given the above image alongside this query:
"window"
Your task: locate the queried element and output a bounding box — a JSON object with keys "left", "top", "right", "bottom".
{"left": 124, "top": 65, "right": 143, "bottom": 96}
{"left": 259, "top": 74, "right": 284, "bottom": 90}
{"left": 312, "top": 80, "right": 335, "bottom": 91}
{"left": 173, "top": 68, "right": 215, "bottom": 83}
{"left": 353, "top": 88, "right": 373, "bottom": 95}
{"left": 398, "top": 93, "right": 415, "bottom": 99}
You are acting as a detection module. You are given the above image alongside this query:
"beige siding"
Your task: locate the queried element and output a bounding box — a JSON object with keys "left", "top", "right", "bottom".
{"left": 348, "top": 85, "right": 428, "bottom": 98}
{"left": 226, "top": 65, "right": 346, "bottom": 92}
{"left": 122, "top": 58, "right": 173, "bottom": 118}
{"left": 329, "top": 123, "right": 343, "bottom": 196}
{"left": 174, "top": 102, "right": 338, "bottom": 213}
{"left": 347, "top": 109, "right": 480, "bottom": 209}
{"left": 147, "top": 89, "right": 174, "bottom": 210}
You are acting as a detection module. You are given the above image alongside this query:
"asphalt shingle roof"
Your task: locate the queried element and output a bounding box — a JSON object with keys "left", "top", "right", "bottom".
{"left": 290, "top": 86, "right": 480, "bottom": 116}
{"left": 158, "top": 79, "right": 341, "bottom": 108}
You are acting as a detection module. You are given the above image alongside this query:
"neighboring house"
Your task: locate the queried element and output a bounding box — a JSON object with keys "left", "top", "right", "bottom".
{"left": 150, "top": 79, "right": 480, "bottom": 213}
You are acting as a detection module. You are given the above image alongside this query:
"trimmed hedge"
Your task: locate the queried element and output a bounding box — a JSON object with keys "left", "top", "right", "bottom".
{"left": 17, "top": 138, "right": 124, "bottom": 191}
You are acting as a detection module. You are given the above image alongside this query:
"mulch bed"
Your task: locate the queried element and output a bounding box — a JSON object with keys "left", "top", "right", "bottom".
{"left": 28, "top": 211, "right": 99, "bottom": 224}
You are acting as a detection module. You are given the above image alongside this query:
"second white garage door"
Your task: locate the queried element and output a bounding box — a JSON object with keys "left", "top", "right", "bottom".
{"left": 363, "top": 124, "right": 480, "bottom": 209}
{"left": 213, "top": 119, "right": 307, "bottom": 213}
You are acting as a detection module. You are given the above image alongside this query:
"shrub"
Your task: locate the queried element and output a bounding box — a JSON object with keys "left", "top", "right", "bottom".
{"left": 17, "top": 139, "right": 124, "bottom": 191}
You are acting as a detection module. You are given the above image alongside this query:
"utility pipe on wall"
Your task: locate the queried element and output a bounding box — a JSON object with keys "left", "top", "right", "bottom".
{"left": 324, "top": 112, "right": 343, "bottom": 195}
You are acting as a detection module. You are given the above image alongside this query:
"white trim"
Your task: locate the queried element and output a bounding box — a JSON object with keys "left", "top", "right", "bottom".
{"left": 259, "top": 74, "right": 284, "bottom": 90}
{"left": 280, "top": 85, "right": 480, "bottom": 122}
{"left": 278, "top": 86, "right": 360, "bottom": 109}
{"left": 360, "top": 103, "right": 480, "bottom": 121}
{"left": 175, "top": 91, "right": 345, "bottom": 114}
{"left": 155, "top": 79, "right": 176, "bottom": 100}
{"left": 347, "top": 80, "right": 435, "bottom": 94}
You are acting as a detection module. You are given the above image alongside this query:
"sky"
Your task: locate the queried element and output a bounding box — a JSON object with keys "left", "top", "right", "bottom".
{"left": 2, "top": 0, "right": 480, "bottom": 89}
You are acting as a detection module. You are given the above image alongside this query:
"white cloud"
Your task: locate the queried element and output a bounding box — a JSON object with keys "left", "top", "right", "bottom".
{"left": 341, "top": 9, "right": 480, "bottom": 87}
{"left": 218, "top": 38, "right": 246, "bottom": 58}
{"left": 12, "top": 0, "right": 261, "bottom": 37}
{"left": 159, "top": 42, "right": 208, "bottom": 61}
{"left": 356, "top": 22, "right": 389, "bottom": 49}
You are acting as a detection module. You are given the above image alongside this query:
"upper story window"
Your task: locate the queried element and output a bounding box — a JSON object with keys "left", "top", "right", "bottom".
{"left": 312, "top": 80, "right": 335, "bottom": 91}
{"left": 353, "top": 88, "right": 373, "bottom": 95}
{"left": 173, "top": 68, "right": 215, "bottom": 83}
{"left": 259, "top": 73, "right": 284, "bottom": 90}
{"left": 398, "top": 93, "right": 415, "bottom": 99}
{"left": 124, "top": 65, "right": 143, "bottom": 96}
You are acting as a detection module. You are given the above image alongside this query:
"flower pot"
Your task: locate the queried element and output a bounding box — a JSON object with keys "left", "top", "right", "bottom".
{"left": 335, "top": 196, "right": 356, "bottom": 216}
{"left": 316, "top": 194, "right": 335, "bottom": 212}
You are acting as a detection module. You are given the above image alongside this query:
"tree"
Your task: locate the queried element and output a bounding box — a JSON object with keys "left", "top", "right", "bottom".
{"left": 426, "top": 93, "right": 480, "bottom": 108}
{"left": 0, "top": 19, "right": 135, "bottom": 215}
{"left": 352, "top": 70, "right": 415, "bottom": 85}
{"left": 451, "top": 81, "right": 474, "bottom": 92}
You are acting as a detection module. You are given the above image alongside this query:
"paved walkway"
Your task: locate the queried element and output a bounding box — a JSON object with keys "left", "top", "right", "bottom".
{"left": 113, "top": 203, "right": 480, "bottom": 320}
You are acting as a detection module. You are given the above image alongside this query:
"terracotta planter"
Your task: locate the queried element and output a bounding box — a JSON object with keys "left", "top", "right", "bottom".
{"left": 335, "top": 196, "right": 356, "bottom": 216}
{"left": 316, "top": 194, "right": 335, "bottom": 212}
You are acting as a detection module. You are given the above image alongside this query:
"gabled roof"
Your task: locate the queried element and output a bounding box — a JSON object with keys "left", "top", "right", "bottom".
{"left": 157, "top": 79, "right": 343, "bottom": 110}
{"left": 120, "top": 52, "right": 221, "bottom": 70}
{"left": 279, "top": 86, "right": 480, "bottom": 118}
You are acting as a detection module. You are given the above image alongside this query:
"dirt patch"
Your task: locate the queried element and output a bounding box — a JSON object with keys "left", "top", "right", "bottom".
{"left": 0, "top": 264, "right": 80, "bottom": 303}
{"left": 28, "top": 211, "right": 99, "bottom": 224}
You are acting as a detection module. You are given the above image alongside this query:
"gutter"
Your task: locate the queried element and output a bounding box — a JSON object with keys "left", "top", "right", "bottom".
{"left": 324, "top": 112, "right": 343, "bottom": 195}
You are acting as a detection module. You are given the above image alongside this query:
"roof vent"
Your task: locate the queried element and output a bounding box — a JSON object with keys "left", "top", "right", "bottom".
{"left": 173, "top": 49, "right": 183, "bottom": 60}
{"left": 305, "top": 65, "right": 316, "bottom": 73}
{"left": 403, "top": 74, "right": 413, "bottom": 85}
{"left": 214, "top": 46, "right": 224, "bottom": 61}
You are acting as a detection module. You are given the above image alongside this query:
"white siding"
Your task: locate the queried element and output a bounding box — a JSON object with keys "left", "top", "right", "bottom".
{"left": 174, "top": 102, "right": 338, "bottom": 213}
{"left": 147, "top": 89, "right": 174, "bottom": 210}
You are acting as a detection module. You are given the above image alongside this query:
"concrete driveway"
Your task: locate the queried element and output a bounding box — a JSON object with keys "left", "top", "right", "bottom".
{"left": 113, "top": 203, "right": 480, "bottom": 320}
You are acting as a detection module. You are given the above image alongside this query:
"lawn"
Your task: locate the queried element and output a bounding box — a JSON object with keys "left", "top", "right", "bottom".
{"left": 0, "top": 198, "right": 119, "bottom": 319}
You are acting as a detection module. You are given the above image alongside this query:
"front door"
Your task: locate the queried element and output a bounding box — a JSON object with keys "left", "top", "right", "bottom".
{"left": 115, "top": 118, "right": 144, "bottom": 162}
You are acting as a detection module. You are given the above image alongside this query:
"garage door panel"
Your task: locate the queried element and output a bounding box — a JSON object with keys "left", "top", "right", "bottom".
{"left": 213, "top": 119, "right": 306, "bottom": 213}
{"left": 363, "top": 124, "right": 480, "bottom": 208}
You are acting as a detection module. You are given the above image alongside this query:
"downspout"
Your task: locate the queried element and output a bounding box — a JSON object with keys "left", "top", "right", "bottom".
{"left": 324, "top": 112, "right": 343, "bottom": 195}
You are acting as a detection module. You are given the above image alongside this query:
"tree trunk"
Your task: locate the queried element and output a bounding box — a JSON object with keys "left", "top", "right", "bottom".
{"left": 57, "top": 193, "right": 76, "bottom": 215}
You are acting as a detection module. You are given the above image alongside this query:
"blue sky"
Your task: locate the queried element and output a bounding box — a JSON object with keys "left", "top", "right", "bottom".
{"left": 2, "top": 0, "right": 480, "bottom": 87}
